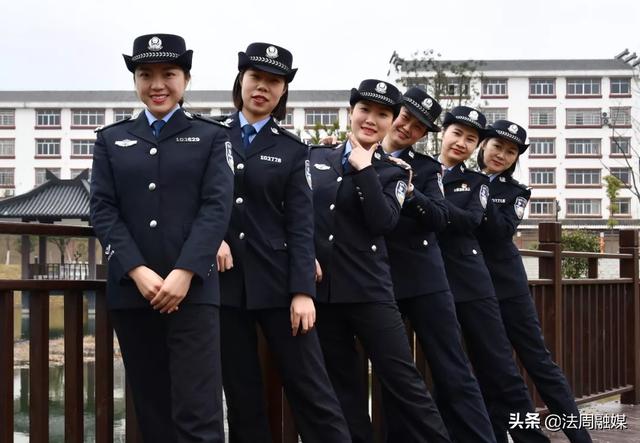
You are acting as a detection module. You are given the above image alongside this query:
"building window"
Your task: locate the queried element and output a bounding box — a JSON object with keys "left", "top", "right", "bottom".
{"left": 566, "top": 199, "right": 601, "bottom": 216}
{"left": 0, "top": 168, "right": 14, "bottom": 187}
{"left": 114, "top": 108, "right": 133, "bottom": 122}
{"left": 481, "top": 79, "right": 508, "bottom": 97}
{"left": 610, "top": 167, "right": 631, "bottom": 185}
{"left": 566, "top": 78, "right": 601, "bottom": 96}
{"left": 611, "top": 137, "right": 631, "bottom": 156}
{"left": 566, "top": 169, "right": 601, "bottom": 186}
{"left": 71, "top": 168, "right": 92, "bottom": 181}
{"left": 444, "top": 78, "right": 470, "bottom": 97}
{"left": 528, "top": 138, "right": 555, "bottom": 156}
{"left": 0, "top": 109, "right": 15, "bottom": 127}
{"left": 278, "top": 109, "right": 294, "bottom": 127}
{"left": 566, "top": 139, "right": 601, "bottom": 156}
{"left": 71, "top": 140, "right": 94, "bottom": 157}
{"left": 36, "top": 109, "right": 61, "bottom": 127}
{"left": 609, "top": 107, "right": 631, "bottom": 127}
{"left": 610, "top": 78, "right": 631, "bottom": 96}
{"left": 529, "top": 78, "right": 555, "bottom": 97}
{"left": 612, "top": 198, "right": 631, "bottom": 216}
{"left": 483, "top": 108, "right": 508, "bottom": 125}
{"left": 0, "top": 139, "right": 15, "bottom": 157}
{"left": 35, "top": 139, "right": 61, "bottom": 157}
{"left": 529, "top": 108, "right": 556, "bottom": 127}
{"left": 529, "top": 198, "right": 556, "bottom": 216}
{"left": 566, "top": 109, "right": 602, "bottom": 127}
{"left": 529, "top": 168, "right": 555, "bottom": 186}
{"left": 34, "top": 168, "right": 61, "bottom": 186}
{"left": 305, "top": 108, "right": 339, "bottom": 127}
{"left": 72, "top": 109, "right": 105, "bottom": 127}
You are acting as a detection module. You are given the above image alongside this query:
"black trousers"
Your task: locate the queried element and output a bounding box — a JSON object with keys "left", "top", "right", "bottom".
{"left": 220, "top": 306, "right": 350, "bottom": 443}
{"left": 499, "top": 294, "right": 592, "bottom": 443}
{"left": 112, "top": 304, "right": 224, "bottom": 443}
{"left": 383, "top": 291, "right": 496, "bottom": 443}
{"left": 455, "top": 297, "right": 550, "bottom": 443}
{"left": 317, "top": 302, "right": 451, "bottom": 443}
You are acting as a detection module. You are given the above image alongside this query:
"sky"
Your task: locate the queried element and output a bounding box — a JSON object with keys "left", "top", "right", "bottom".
{"left": 1, "top": 0, "right": 639, "bottom": 91}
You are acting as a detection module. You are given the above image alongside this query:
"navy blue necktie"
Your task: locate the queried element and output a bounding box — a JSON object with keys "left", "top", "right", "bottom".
{"left": 342, "top": 151, "right": 351, "bottom": 173}
{"left": 242, "top": 125, "right": 257, "bottom": 148}
{"left": 152, "top": 120, "right": 166, "bottom": 138}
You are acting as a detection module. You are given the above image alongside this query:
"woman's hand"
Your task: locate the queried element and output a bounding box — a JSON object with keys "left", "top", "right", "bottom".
{"left": 128, "top": 266, "right": 164, "bottom": 301}
{"left": 315, "top": 259, "right": 323, "bottom": 283}
{"left": 216, "top": 240, "right": 233, "bottom": 272}
{"left": 348, "top": 133, "right": 375, "bottom": 171}
{"left": 290, "top": 294, "right": 316, "bottom": 336}
{"left": 150, "top": 269, "right": 194, "bottom": 314}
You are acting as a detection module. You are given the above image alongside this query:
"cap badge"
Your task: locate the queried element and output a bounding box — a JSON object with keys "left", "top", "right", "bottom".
{"left": 266, "top": 46, "right": 279, "bottom": 59}
{"left": 422, "top": 98, "right": 433, "bottom": 110}
{"left": 508, "top": 124, "right": 518, "bottom": 134}
{"left": 148, "top": 36, "right": 163, "bottom": 51}
{"left": 375, "top": 82, "right": 387, "bottom": 94}
{"left": 468, "top": 110, "right": 479, "bottom": 121}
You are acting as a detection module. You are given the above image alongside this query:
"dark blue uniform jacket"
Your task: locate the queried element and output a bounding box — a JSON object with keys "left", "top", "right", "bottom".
{"left": 90, "top": 109, "right": 234, "bottom": 309}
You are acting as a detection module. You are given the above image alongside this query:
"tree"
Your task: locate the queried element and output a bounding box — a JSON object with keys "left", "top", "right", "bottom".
{"left": 604, "top": 174, "right": 624, "bottom": 228}
{"left": 50, "top": 237, "right": 71, "bottom": 264}
{"left": 306, "top": 121, "right": 346, "bottom": 144}
{"left": 561, "top": 231, "right": 600, "bottom": 278}
{"left": 389, "top": 50, "right": 485, "bottom": 156}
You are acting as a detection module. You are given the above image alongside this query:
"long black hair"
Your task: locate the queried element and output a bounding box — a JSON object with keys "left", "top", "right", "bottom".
{"left": 232, "top": 70, "right": 289, "bottom": 121}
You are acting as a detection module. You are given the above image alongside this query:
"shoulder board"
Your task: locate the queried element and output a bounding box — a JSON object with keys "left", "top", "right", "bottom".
{"left": 210, "top": 114, "right": 231, "bottom": 123}
{"left": 383, "top": 157, "right": 412, "bottom": 172}
{"left": 273, "top": 123, "right": 304, "bottom": 144}
{"left": 465, "top": 169, "right": 489, "bottom": 179}
{"left": 194, "top": 113, "right": 230, "bottom": 128}
{"left": 414, "top": 151, "right": 441, "bottom": 166}
{"left": 309, "top": 143, "right": 339, "bottom": 150}
{"left": 94, "top": 117, "right": 130, "bottom": 133}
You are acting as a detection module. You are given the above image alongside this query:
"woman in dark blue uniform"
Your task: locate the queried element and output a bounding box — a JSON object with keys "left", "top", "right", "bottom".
{"left": 216, "top": 42, "right": 350, "bottom": 443}
{"left": 476, "top": 120, "right": 592, "bottom": 443}
{"left": 90, "top": 34, "right": 233, "bottom": 442}
{"left": 437, "top": 107, "right": 550, "bottom": 443}
{"left": 380, "top": 88, "right": 496, "bottom": 443}
{"left": 310, "top": 79, "right": 450, "bottom": 443}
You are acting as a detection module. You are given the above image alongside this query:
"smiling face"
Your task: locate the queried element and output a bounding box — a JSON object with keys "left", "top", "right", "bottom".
{"left": 239, "top": 68, "right": 287, "bottom": 122}
{"left": 349, "top": 100, "right": 394, "bottom": 148}
{"left": 385, "top": 107, "right": 428, "bottom": 150}
{"left": 481, "top": 137, "right": 519, "bottom": 174}
{"left": 440, "top": 123, "right": 481, "bottom": 167}
{"left": 134, "top": 63, "right": 189, "bottom": 119}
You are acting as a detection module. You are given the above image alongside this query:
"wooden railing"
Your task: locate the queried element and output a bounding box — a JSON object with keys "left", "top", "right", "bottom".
{"left": 1, "top": 221, "right": 640, "bottom": 442}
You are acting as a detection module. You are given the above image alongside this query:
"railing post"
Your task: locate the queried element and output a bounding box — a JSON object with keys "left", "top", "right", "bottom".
{"left": 0, "top": 290, "right": 13, "bottom": 443}
{"left": 537, "top": 222, "right": 564, "bottom": 368}
{"left": 619, "top": 230, "right": 640, "bottom": 404}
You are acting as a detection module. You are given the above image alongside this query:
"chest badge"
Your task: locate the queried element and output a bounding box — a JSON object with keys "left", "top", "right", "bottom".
{"left": 514, "top": 196, "right": 528, "bottom": 220}
{"left": 260, "top": 155, "right": 282, "bottom": 163}
{"left": 479, "top": 184, "right": 489, "bottom": 209}
{"left": 176, "top": 136, "right": 201, "bottom": 143}
{"left": 115, "top": 139, "right": 137, "bottom": 147}
{"left": 453, "top": 183, "right": 470, "bottom": 192}
{"left": 314, "top": 163, "right": 331, "bottom": 170}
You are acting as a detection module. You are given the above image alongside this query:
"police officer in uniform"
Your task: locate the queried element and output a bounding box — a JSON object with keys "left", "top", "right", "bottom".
{"left": 311, "top": 80, "right": 450, "bottom": 443}
{"left": 476, "top": 120, "right": 592, "bottom": 443}
{"left": 216, "top": 43, "right": 350, "bottom": 443}
{"left": 437, "top": 106, "right": 550, "bottom": 443}
{"left": 90, "top": 34, "right": 233, "bottom": 442}
{"left": 380, "top": 88, "right": 497, "bottom": 443}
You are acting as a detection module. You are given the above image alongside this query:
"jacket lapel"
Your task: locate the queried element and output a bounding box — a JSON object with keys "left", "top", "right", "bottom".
{"left": 443, "top": 163, "right": 464, "bottom": 185}
{"left": 245, "top": 118, "right": 277, "bottom": 159}
{"left": 226, "top": 112, "right": 245, "bottom": 160}
{"left": 156, "top": 109, "right": 191, "bottom": 143}
{"left": 127, "top": 112, "right": 156, "bottom": 145}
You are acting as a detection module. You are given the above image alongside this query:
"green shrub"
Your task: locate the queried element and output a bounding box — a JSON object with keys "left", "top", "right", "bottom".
{"left": 561, "top": 230, "right": 600, "bottom": 278}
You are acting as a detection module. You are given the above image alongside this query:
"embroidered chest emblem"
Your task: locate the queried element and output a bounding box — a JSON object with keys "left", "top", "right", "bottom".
{"left": 453, "top": 183, "right": 470, "bottom": 192}
{"left": 115, "top": 139, "right": 137, "bottom": 147}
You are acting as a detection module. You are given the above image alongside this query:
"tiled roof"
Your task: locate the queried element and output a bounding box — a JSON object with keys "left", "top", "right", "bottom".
{"left": 0, "top": 170, "right": 90, "bottom": 222}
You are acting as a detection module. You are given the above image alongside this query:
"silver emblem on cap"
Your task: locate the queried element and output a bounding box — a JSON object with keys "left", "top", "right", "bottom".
{"left": 266, "top": 46, "right": 279, "bottom": 59}
{"left": 375, "top": 82, "right": 387, "bottom": 94}
{"left": 469, "top": 110, "right": 479, "bottom": 121}
{"left": 508, "top": 124, "right": 518, "bottom": 134}
{"left": 148, "top": 36, "right": 163, "bottom": 51}
{"left": 422, "top": 98, "right": 433, "bottom": 110}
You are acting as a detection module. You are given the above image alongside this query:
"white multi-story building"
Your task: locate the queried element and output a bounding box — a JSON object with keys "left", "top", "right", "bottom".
{"left": 389, "top": 56, "right": 640, "bottom": 228}
{"left": 0, "top": 90, "right": 351, "bottom": 195}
